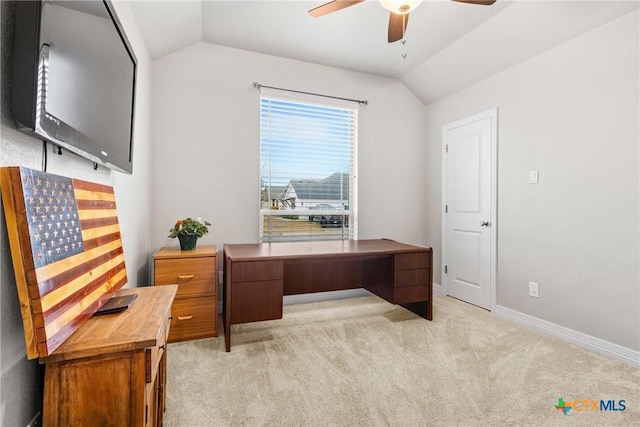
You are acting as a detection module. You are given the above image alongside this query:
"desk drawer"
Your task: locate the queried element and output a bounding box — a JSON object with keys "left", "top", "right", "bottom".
{"left": 393, "top": 285, "right": 427, "bottom": 304}
{"left": 155, "top": 258, "right": 216, "bottom": 297}
{"left": 394, "top": 252, "right": 430, "bottom": 270}
{"left": 394, "top": 269, "right": 429, "bottom": 288}
{"left": 231, "top": 279, "right": 283, "bottom": 324}
{"left": 169, "top": 296, "right": 217, "bottom": 342}
{"left": 232, "top": 261, "right": 283, "bottom": 282}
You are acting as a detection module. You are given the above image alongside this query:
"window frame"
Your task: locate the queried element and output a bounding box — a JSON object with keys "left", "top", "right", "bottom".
{"left": 259, "top": 89, "right": 358, "bottom": 243}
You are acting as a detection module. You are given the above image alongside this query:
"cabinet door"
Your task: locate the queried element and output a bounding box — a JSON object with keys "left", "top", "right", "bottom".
{"left": 145, "top": 328, "right": 169, "bottom": 426}
{"left": 157, "top": 349, "right": 167, "bottom": 427}
{"left": 145, "top": 376, "right": 159, "bottom": 427}
{"left": 44, "top": 352, "right": 146, "bottom": 426}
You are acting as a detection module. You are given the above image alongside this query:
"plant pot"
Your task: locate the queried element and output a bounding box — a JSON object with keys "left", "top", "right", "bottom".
{"left": 178, "top": 234, "right": 198, "bottom": 251}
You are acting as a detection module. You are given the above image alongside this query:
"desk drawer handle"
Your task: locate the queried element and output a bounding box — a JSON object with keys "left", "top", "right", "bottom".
{"left": 177, "top": 274, "right": 195, "bottom": 280}
{"left": 177, "top": 315, "right": 194, "bottom": 321}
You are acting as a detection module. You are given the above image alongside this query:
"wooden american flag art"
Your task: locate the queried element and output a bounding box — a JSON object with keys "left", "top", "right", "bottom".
{"left": 1, "top": 166, "right": 127, "bottom": 360}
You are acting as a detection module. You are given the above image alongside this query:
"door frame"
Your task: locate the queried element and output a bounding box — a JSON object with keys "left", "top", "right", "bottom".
{"left": 441, "top": 107, "right": 498, "bottom": 310}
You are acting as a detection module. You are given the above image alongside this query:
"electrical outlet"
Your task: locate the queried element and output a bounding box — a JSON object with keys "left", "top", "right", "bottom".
{"left": 529, "top": 282, "right": 539, "bottom": 298}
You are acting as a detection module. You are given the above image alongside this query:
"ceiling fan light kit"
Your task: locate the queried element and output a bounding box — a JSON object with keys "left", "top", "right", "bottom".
{"left": 379, "top": 0, "right": 423, "bottom": 15}
{"left": 309, "top": 0, "right": 497, "bottom": 44}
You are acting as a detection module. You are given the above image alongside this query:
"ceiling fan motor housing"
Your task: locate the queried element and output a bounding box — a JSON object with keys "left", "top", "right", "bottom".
{"left": 379, "top": 0, "right": 423, "bottom": 14}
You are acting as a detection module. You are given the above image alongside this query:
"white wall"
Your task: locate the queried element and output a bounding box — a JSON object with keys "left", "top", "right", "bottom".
{"left": 109, "top": 0, "right": 154, "bottom": 288}
{"left": 150, "top": 43, "right": 428, "bottom": 262}
{"left": 424, "top": 11, "right": 639, "bottom": 351}
{"left": 0, "top": 1, "right": 152, "bottom": 424}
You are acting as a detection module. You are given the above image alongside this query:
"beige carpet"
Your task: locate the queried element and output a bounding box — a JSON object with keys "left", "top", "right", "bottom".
{"left": 165, "top": 295, "right": 639, "bottom": 426}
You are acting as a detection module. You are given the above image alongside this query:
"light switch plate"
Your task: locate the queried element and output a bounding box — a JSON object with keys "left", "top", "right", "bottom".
{"left": 529, "top": 170, "right": 539, "bottom": 184}
{"left": 529, "top": 281, "right": 539, "bottom": 298}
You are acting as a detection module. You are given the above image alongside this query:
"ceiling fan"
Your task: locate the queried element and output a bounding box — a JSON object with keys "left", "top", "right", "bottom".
{"left": 309, "top": 0, "right": 497, "bottom": 43}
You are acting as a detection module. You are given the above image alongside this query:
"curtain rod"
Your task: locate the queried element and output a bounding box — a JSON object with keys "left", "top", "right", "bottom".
{"left": 252, "top": 82, "right": 368, "bottom": 106}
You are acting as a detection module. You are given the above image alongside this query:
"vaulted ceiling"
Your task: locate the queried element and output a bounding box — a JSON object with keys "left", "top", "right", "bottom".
{"left": 129, "top": 0, "right": 639, "bottom": 104}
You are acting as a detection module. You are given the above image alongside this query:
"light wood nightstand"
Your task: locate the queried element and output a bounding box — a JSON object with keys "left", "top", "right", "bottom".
{"left": 154, "top": 245, "right": 218, "bottom": 342}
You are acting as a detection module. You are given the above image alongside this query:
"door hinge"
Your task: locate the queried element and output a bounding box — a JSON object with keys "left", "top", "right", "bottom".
{"left": 444, "top": 265, "right": 448, "bottom": 274}
{"left": 445, "top": 205, "right": 448, "bottom": 213}
{"left": 445, "top": 144, "right": 448, "bottom": 153}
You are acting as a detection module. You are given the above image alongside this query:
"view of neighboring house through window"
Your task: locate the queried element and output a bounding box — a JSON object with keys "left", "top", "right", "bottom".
{"left": 260, "top": 92, "right": 358, "bottom": 242}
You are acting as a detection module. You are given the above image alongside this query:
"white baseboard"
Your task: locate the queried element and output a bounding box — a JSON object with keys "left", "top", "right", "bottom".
{"left": 493, "top": 304, "right": 640, "bottom": 368}
{"left": 219, "top": 284, "right": 438, "bottom": 313}
{"left": 284, "top": 283, "right": 446, "bottom": 305}
{"left": 283, "top": 289, "right": 371, "bottom": 305}
{"left": 433, "top": 282, "right": 444, "bottom": 296}
{"left": 218, "top": 289, "right": 371, "bottom": 313}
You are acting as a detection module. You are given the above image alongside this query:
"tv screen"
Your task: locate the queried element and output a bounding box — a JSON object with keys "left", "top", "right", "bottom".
{"left": 12, "top": 0, "right": 137, "bottom": 174}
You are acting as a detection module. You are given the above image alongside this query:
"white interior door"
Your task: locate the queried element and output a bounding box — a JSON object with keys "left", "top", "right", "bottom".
{"left": 442, "top": 109, "right": 496, "bottom": 310}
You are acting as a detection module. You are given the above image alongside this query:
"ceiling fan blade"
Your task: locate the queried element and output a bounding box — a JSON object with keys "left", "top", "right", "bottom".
{"left": 309, "top": 0, "right": 366, "bottom": 18}
{"left": 451, "top": 0, "right": 497, "bottom": 5}
{"left": 388, "top": 12, "right": 409, "bottom": 43}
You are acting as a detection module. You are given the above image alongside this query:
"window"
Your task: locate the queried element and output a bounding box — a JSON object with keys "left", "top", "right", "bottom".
{"left": 260, "top": 92, "right": 358, "bottom": 243}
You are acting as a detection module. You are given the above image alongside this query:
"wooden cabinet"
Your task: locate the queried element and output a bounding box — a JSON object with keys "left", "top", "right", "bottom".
{"left": 154, "top": 246, "right": 218, "bottom": 342}
{"left": 41, "top": 286, "right": 177, "bottom": 427}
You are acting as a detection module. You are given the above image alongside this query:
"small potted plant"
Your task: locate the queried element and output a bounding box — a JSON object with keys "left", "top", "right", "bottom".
{"left": 168, "top": 217, "right": 210, "bottom": 251}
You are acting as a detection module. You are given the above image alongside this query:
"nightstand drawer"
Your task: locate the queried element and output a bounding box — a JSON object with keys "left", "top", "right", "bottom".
{"left": 169, "top": 296, "right": 217, "bottom": 342}
{"left": 155, "top": 258, "right": 216, "bottom": 297}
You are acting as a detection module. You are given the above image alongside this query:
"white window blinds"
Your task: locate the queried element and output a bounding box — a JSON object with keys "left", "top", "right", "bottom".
{"left": 260, "top": 93, "right": 358, "bottom": 243}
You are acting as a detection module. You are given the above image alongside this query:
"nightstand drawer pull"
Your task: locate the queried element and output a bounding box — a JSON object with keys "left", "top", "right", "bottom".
{"left": 177, "top": 274, "right": 195, "bottom": 280}
{"left": 177, "top": 315, "right": 194, "bottom": 321}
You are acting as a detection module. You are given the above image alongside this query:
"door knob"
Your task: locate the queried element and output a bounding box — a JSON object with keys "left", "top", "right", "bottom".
{"left": 480, "top": 220, "right": 490, "bottom": 227}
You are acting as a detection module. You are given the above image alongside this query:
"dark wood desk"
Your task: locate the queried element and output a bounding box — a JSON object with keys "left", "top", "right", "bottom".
{"left": 223, "top": 239, "right": 432, "bottom": 352}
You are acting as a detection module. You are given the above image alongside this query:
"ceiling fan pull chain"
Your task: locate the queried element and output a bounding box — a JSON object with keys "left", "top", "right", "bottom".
{"left": 403, "top": 10, "right": 407, "bottom": 39}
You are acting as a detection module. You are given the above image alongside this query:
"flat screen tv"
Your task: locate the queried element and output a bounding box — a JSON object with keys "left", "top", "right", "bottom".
{"left": 12, "top": 0, "right": 137, "bottom": 174}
